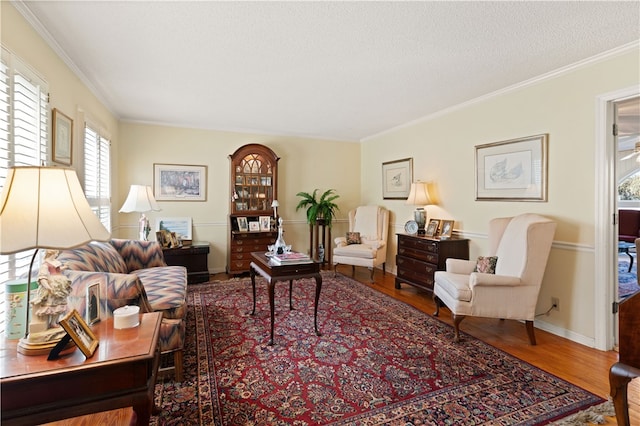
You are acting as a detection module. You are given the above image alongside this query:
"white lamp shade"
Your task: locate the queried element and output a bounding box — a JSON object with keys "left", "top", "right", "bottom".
{"left": 406, "top": 182, "right": 431, "bottom": 206}
{"left": 119, "top": 185, "right": 160, "bottom": 213}
{"left": 0, "top": 166, "right": 111, "bottom": 254}
{"left": 271, "top": 200, "right": 279, "bottom": 208}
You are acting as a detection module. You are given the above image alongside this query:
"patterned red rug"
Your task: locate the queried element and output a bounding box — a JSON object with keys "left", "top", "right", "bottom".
{"left": 151, "top": 272, "right": 604, "bottom": 425}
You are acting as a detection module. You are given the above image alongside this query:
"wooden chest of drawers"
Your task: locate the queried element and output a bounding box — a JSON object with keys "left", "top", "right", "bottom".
{"left": 395, "top": 233, "right": 469, "bottom": 294}
{"left": 228, "top": 231, "right": 277, "bottom": 275}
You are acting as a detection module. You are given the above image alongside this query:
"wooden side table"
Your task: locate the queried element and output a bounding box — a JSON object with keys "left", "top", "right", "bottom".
{"left": 395, "top": 233, "right": 469, "bottom": 294}
{"left": 163, "top": 242, "right": 210, "bottom": 283}
{"left": 1, "top": 312, "right": 162, "bottom": 426}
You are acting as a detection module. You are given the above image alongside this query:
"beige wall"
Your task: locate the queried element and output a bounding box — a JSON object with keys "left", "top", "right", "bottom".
{"left": 1, "top": 3, "right": 120, "bottom": 201}
{"left": 362, "top": 49, "right": 640, "bottom": 344}
{"left": 118, "top": 122, "right": 360, "bottom": 273}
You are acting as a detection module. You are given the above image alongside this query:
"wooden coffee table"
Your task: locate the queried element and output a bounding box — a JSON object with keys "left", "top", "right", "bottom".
{"left": 1, "top": 312, "right": 161, "bottom": 426}
{"left": 249, "top": 252, "right": 322, "bottom": 345}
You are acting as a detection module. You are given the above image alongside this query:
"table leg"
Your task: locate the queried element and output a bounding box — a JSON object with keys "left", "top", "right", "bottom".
{"left": 313, "top": 274, "right": 322, "bottom": 336}
{"left": 268, "top": 279, "right": 275, "bottom": 346}
{"left": 289, "top": 280, "right": 294, "bottom": 310}
{"left": 627, "top": 248, "right": 634, "bottom": 272}
{"left": 250, "top": 265, "right": 257, "bottom": 315}
{"left": 133, "top": 400, "right": 152, "bottom": 426}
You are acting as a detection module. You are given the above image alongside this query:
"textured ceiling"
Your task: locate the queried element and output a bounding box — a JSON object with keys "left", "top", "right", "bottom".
{"left": 15, "top": 1, "right": 640, "bottom": 141}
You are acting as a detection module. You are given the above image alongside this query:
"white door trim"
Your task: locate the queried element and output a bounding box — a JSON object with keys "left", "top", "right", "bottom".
{"left": 594, "top": 85, "right": 639, "bottom": 351}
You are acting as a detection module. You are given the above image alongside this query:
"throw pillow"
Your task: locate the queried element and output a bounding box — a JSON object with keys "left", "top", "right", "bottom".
{"left": 473, "top": 256, "right": 498, "bottom": 274}
{"left": 346, "top": 232, "right": 361, "bottom": 245}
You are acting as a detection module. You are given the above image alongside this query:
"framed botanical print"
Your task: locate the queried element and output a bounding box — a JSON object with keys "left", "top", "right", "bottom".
{"left": 52, "top": 108, "right": 73, "bottom": 165}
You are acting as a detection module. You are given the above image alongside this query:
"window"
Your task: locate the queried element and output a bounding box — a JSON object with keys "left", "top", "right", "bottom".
{"left": 84, "top": 124, "right": 111, "bottom": 230}
{"left": 0, "top": 47, "right": 49, "bottom": 334}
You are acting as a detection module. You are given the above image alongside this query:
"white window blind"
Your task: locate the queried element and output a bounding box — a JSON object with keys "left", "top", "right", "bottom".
{"left": 84, "top": 124, "right": 111, "bottom": 230}
{"left": 0, "top": 47, "right": 49, "bottom": 334}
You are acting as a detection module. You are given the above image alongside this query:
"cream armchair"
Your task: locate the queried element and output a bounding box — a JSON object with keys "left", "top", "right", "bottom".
{"left": 433, "top": 213, "right": 556, "bottom": 345}
{"left": 333, "top": 206, "right": 389, "bottom": 280}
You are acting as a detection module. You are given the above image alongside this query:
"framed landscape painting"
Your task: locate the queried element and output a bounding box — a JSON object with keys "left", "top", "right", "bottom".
{"left": 154, "top": 164, "right": 207, "bottom": 201}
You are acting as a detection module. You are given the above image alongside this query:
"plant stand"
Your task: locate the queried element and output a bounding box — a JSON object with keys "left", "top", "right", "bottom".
{"left": 309, "top": 218, "right": 331, "bottom": 265}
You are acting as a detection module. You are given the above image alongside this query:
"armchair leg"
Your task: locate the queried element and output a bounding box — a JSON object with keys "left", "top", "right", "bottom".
{"left": 433, "top": 295, "right": 442, "bottom": 316}
{"left": 453, "top": 315, "right": 466, "bottom": 342}
{"left": 333, "top": 263, "right": 338, "bottom": 278}
{"left": 369, "top": 267, "right": 374, "bottom": 281}
{"left": 382, "top": 263, "right": 386, "bottom": 275}
{"left": 525, "top": 320, "right": 537, "bottom": 345}
{"left": 351, "top": 265, "right": 355, "bottom": 276}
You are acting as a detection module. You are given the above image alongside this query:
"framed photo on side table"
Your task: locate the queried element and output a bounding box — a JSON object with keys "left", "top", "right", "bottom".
{"left": 86, "top": 282, "right": 100, "bottom": 325}
{"left": 425, "top": 219, "right": 440, "bottom": 237}
{"left": 59, "top": 309, "right": 99, "bottom": 358}
{"left": 440, "top": 220, "right": 454, "bottom": 239}
{"left": 52, "top": 108, "right": 73, "bottom": 165}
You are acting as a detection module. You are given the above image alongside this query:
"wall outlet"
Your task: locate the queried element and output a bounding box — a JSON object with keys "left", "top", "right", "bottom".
{"left": 551, "top": 297, "right": 560, "bottom": 311}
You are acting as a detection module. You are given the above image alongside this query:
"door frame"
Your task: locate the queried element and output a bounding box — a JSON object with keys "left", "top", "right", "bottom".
{"left": 595, "top": 85, "right": 639, "bottom": 351}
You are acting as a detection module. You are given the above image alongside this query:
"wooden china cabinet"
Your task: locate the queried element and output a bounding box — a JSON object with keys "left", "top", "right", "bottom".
{"left": 227, "top": 144, "right": 280, "bottom": 275}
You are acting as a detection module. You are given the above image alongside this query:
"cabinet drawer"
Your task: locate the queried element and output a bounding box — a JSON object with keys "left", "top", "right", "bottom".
{"left": 397, "top": 243, "right": 438, "bottom": 264}
{"left": 396, "top": 255, "right": 435, "bottom": 286}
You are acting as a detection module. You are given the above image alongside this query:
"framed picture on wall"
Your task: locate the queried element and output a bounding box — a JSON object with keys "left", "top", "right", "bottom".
{"left": 475, "top": 134, "right": 548, "bottom": 201}
{"left": 153, "top": 163, "right": 207, "bottom": 201}
{"left": 52, "top": 108, "right": 73, "bottom": 165}
{"left": 382, "top": 158, "right": 413, "bottom": 199}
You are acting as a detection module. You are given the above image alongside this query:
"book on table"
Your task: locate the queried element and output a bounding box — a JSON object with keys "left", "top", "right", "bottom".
{"left": 271, "top": 252, "right": 312, "bottom": 264}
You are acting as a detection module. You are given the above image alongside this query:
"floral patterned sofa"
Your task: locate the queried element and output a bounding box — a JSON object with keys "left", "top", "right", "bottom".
{"left": 57, "top": 239, "right": 188, "bottom": 381}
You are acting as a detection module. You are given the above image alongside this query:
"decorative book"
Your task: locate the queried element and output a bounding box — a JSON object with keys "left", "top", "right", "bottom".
{"left": 271, "top": 252, "right": 312, "bottom": 265}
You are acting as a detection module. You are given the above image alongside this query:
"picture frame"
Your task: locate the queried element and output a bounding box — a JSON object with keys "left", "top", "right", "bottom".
{"left": 249, "top": 221, "right": 260, "bottom": 232}
{"left": 237, "top": 217, "right": 248, "bottom": 232}
{"left": 475, "top": 134, "right": 548, "bottom": 201}
{"left": 440, "top": 220, "right": 454, "bottom": 239}
{"left": 155, "top": 217, "right": 192, "bottom": 240}
{"left": 425, "top": 219, "right": 440, "bottom": 237}
{"left": 153, "top": 163, "right": 207, "bottom": 201}
{"left": 382, "top": 158, "right": 413, "bottom": 199}
{"left": 259, "top": 216, "right": 271, "bottom": 231}
{"left": 52, "top": 108, "right": 73, "bottom": 165}
{"left": 59, "top": 309, "right": 99, "bottom": 358}
{"left": 86, "top": 282, "right": 100, "bottom": 325}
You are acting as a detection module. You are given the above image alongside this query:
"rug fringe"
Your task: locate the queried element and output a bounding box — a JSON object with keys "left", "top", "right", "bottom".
{"left": 550, "top": 399, "right": 616, "bottom": 425}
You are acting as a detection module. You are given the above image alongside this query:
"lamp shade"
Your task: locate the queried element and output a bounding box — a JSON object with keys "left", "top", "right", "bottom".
{"left": 119, "top": 185, "right": 160, "bottom": 213}
{"left": 0, "top": 166, "right": 111, "bottom": 254}
{"left": 406, "top": 182, "right": 431, "bottom": 206}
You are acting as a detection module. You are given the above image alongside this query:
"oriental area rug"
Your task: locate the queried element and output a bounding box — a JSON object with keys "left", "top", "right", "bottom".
{"left": 150, "top": 272, "right": 607, "bottom": 426}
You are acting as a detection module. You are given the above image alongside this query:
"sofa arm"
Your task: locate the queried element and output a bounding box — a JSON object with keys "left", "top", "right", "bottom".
{"left": 110, "top": 239, "right": 167, "bottom": 272}
{"left": 65, "top": 270, "right": 153, "bottom": 319}
{"left": 469, "top": 273, "right": 522, "bottom": 288}
{"left": 334, "top": 237, "right": 347, "bottom": 247}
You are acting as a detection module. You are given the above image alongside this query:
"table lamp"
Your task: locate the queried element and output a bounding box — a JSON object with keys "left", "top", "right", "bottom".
{"left": 406, "top": 181, "right": 431, "bottom": 234}
{"left": 271, "top": 200, "right": 279, "bottom": 219}
{"left": 119, "top": 184, "right": 161, "bottom": 240}
{"left": 0, "top": 166, "right": 111, "bottom": 354}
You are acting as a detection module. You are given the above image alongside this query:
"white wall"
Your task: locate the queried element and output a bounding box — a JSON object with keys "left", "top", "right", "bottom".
{"left": 361, "top": 48, "right": 640, "bottom": 345}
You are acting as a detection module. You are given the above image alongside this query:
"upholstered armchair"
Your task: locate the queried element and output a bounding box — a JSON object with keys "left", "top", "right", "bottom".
{"left": 433, "top": 213, "right": 556, "bottom": 345}
{"left": 333, "top": 205, "right": 389, "bottom": 280}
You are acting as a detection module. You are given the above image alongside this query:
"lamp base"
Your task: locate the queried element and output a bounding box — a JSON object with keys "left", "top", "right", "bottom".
{"left": 414, "top": 208, "right": 427, "bottom": 233}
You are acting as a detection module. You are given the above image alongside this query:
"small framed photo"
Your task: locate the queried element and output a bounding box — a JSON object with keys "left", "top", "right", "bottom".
{"left": 86, "top": 282, "right": 100, "bottom": 325}
{"left": 249, "top": 221, "right": 260, "bottom": 232}
{"left": 425, "top": 219, "right": 440, "bottom": 237}
{"left": 52, "top": 108, "right": 73, "bottom": 165}
{"left": 237, "top": 217, "right": 248, "bottom": 232}
{"left": 59, "top": 309, "right": 99, "bottom": 358}
{"left": 440, "top": 220, "right": 454, "bottom": 239}
{"left": 259, "top": 216, "right": 271, "bottom": 231}
{"left": 156, "top": 217, "right": 192, "bottom": 240}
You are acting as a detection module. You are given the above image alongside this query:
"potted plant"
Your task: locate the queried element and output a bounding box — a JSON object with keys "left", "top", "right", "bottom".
{"left": 295, "top": 188, "right": 340, "bottom": 227}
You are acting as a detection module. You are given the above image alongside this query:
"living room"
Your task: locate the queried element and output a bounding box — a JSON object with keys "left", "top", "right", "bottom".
{"left": 2, "top": 1, "right": 640, "bottom": 424}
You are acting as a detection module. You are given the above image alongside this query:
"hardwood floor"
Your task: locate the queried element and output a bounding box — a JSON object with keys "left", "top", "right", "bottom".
{"left": 47, "top": 266, "right": 637, "bottom": 425}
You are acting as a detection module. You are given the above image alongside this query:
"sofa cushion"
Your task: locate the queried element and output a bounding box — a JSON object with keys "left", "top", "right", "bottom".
{"left": 58, "top": 242, "right": 128, "bottom": 274}
{"left": 333, "top": 244, "right": 376, "bottom": 259}
{"left": 110, "top": 239, "right": 167, "bottom": 272}
{"left": 132, "top": 266, "right": 187, "bottom": 319}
